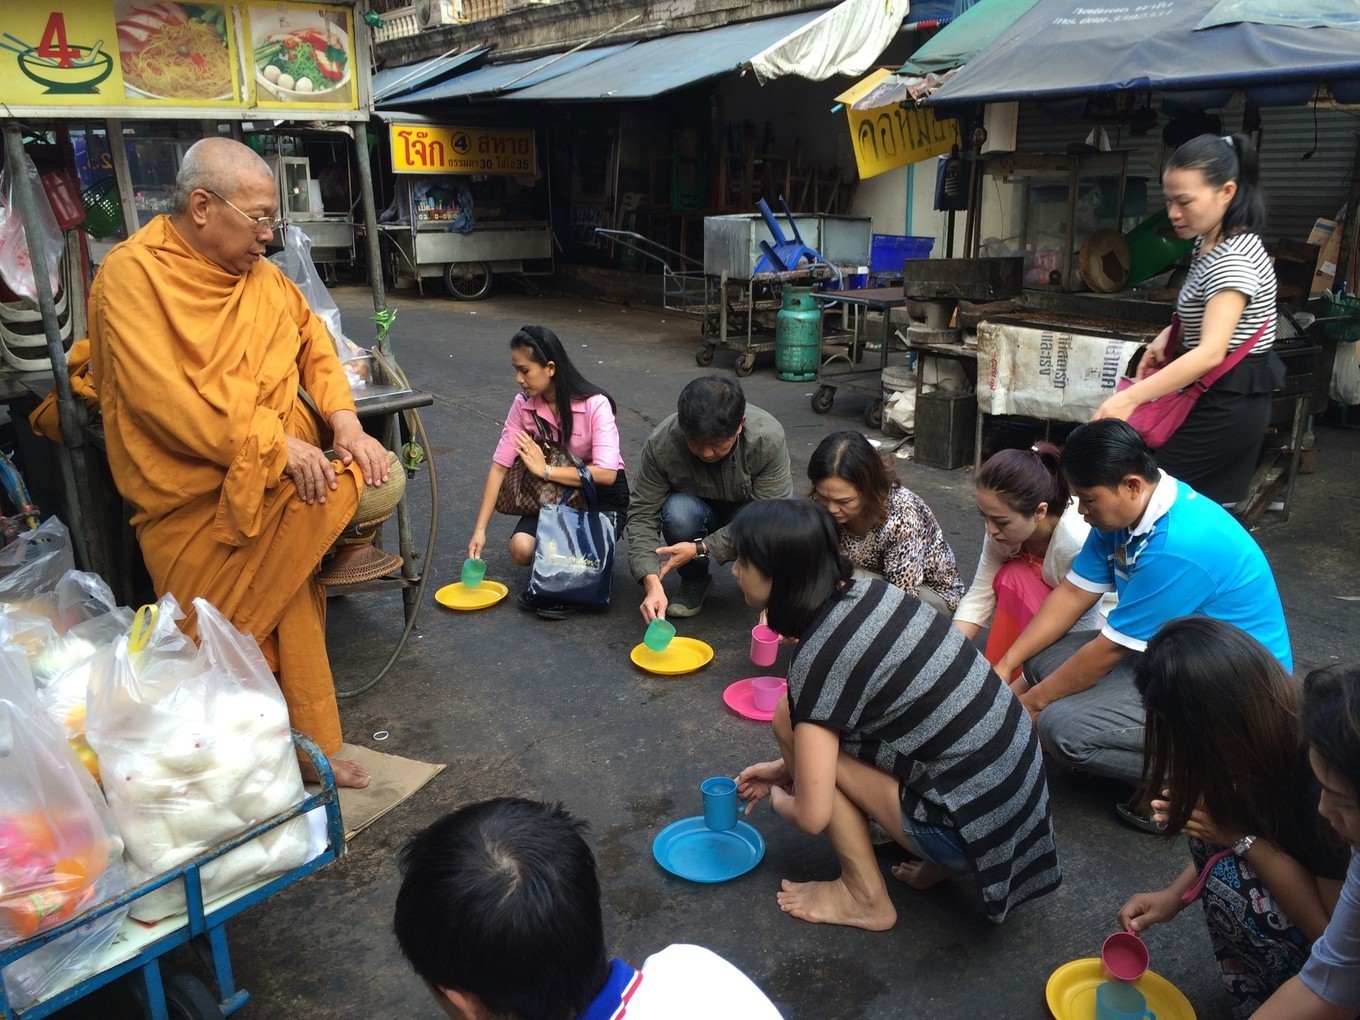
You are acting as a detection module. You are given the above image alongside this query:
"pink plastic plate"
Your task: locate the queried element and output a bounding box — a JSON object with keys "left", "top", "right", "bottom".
{"left": 723, "top": 677, "right": 786, "bottom": 722}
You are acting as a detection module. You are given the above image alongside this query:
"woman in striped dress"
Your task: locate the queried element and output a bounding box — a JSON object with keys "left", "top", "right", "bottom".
{"left": 732, "top": 499, "right": 1060, "bottom": 930}
{"left": 1094, "top": 133, "right": 1284, "bottom": 505}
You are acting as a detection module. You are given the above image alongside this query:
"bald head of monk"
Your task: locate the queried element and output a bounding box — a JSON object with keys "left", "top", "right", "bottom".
{"left": 172, "top": 137, "right": 279, "bottom": 277}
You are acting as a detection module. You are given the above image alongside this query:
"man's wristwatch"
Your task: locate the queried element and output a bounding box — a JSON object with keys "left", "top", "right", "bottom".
{"left": 693, "top": 538, "right": 708, "bottom": 560}
{"left": 1234, "top": 834, "right": 1257, "bottom": 856}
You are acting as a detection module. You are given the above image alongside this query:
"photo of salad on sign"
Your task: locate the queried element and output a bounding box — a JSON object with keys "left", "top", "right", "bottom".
{"left": 115, "top": 2, "right": 237, "bottom": 101}
{"left": 248, "top": 4, "right": 352, "bottom": 105}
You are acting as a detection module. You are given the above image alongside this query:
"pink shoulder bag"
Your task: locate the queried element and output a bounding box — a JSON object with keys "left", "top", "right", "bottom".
{"left": 1117, "top": 314, "right": 1273, "bottom": 449}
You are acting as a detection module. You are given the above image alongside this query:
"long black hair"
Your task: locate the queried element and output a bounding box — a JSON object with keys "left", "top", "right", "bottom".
{"left": 1165, "top": 132, "right": 1266, "bottom": 238}
{"left": 1303, "top": 665, "right": 1360, "bottom": 801}
{"left": 729, "top": 499, "right": 851, "bottom": 639}
{"left": 510, "top": 325, "right": 616, "bottom": 443}
{"left": 976, "top": 441, "right": 1069, "bottom": 518}
{"left": 807, "top": 431, "right": 898, "bottom": 529}
{"left": 1135, "top": 617, "right": 1303, "bottom": 844}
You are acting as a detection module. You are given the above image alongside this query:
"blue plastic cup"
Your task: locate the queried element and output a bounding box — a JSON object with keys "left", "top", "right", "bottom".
{"left": 461, "top": 558, "right": 486, "bottom": 588}
{"left": 701, "top": 776, "right": 738, "bottom": 831}
{"left": 1095, "top": 981, "right": 1154, "bottom": 1020}
{"left": 644, "top": 617, "right": 676, "bottom": 652}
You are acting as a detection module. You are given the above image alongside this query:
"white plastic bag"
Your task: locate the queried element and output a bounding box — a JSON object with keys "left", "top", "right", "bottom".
{"left": 0, "top": 518, "right": 76, "bottom": 631}
{"left": 0, "top": 652, "right": 127, "bottom": 1009}
{"left": 86, "top": 595, "right": 323, "bottom": 922}
{"left": 0, "top": 154, "right": 62, "bottom": 305}
{"left": 34, "top": 608, "right": 133, "bottom": 783}
{"left": 269, "top": 225, "right": 369, "bottom": 390}
{"left": 1332, "top": 341, "right": 1360, "bottom": 405}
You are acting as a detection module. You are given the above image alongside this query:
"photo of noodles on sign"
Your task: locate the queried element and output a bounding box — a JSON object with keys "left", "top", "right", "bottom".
{"left": 248, "top": 3, "right": 352, "bottom": 105}
{"left": 114, "top": 2, "right": 237, "bottom": 101}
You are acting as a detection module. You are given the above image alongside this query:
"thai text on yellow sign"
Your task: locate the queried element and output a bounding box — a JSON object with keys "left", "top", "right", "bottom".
{"left": 389, "top": 124, "right": 538, "bottom": 176}
{"left": 0, "top": 0, "right": 358, "bottom": 114}
{"left": 847, "top": 104, "right": 960, "bottom": 180}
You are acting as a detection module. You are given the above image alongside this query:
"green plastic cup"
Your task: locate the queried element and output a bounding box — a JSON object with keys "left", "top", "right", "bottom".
{"left": 643, "top": 617, "right": 676, "bottom": 652}
{"left": 461, "top": 558, "right": 486, "bottom": 588}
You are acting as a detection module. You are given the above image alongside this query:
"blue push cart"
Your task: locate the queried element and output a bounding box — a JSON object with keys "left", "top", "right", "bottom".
{"left": 0, "top": 733, "right": 344, "bottom": 1020}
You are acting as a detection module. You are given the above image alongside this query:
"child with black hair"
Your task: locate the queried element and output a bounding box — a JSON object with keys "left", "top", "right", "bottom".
{"left": 394, "top": 798, "right": 782, "bottom": 1019}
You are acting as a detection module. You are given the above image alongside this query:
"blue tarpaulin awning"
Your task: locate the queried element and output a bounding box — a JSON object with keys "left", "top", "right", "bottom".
{"left": 371, "top": 47, "right": 491, "bottom": 104}
{"left": 496, "top": 11, "right": 825, "bottom": 101}
{"left": 926, "top": 0, "right": 1360, "bottom": 108}
{"left": 381, "top": 43, "right": 637, "bottom": 104}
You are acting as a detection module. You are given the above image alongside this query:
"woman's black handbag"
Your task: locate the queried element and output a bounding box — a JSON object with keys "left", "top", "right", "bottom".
{"left": 525, "top": 466, "right": 616, "bottom": 608}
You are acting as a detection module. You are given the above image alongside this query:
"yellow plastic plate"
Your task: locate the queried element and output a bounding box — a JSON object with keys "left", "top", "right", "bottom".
{"left": 1046, "top": 959, "right": 1196, "bottom": 1020}
{"left": 434, "top": 580, "right": 509, "bottom": 611}
{"left": 630, "top": 637, "right": 714, "bottom": 676}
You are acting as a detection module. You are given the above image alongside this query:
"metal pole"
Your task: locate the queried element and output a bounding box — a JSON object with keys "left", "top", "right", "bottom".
{"left": 352, "top": 125, "right": 389, "bottom": 355}
{"left": 2, "top": 122, "right": 98, "bottom": 569}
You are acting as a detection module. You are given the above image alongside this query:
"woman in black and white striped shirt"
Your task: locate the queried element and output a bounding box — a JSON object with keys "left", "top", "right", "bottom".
{"left": 732, "top": 499, "right": 1060, "bottom": 929}
{"left": 1095, "top": 133, "right": 1285, "bottom": 504}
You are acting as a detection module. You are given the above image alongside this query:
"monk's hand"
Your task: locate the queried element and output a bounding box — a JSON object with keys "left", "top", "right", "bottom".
{"left": 285, "top": 436, "right": 337, "bottom": 505}
{"left": 330, "top": 410, "right": 390, "bottom": 487}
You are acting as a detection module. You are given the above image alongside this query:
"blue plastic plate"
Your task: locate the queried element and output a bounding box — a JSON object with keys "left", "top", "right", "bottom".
{"left": 652, "top": 816, "right": 765, "bottom": 883}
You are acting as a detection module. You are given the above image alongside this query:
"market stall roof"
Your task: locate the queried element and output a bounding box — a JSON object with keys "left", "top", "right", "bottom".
{"left": 898, "top": 0, "right": 1040, "bottom": 75}
{"left": 371, "top": 47, "right": 492, "bottom": 104}
{"left": 492, "top": 11, "right": 827, "bottom": 101}
{"left": 926, "top": 0, "right": 1360, "bottom": 108}
{"left": 380, "top": 42, "right": 636, "bottom": 104}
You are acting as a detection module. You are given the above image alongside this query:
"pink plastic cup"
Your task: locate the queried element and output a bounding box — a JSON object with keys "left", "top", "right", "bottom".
{"left": 1101, "top": 931, "right": 1149, "bottom": 982}
{"left": 750, "top": 624, "right": 780, "bottom": 667}
{"left": 751, "top": 676, "right": 786, "bottom": 712}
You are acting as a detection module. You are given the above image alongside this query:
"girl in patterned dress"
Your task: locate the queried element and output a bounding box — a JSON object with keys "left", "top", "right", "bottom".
{"left": 1118, "top": 617, "right": 1346, "bottom": 1018}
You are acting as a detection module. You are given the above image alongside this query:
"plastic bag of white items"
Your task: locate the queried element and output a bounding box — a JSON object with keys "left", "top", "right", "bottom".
{"left": 0, "top": 518, "right": 76, "bottom": 631}
{"left": 0, "top": 153, "right": 62, "bottom": 305}
{"left": 0, "top": 653, "right": 128, "bottom": 1010}
{"left": 1333, "top": 340, "right": 1360, "bottom": 405}
{"left": 34, "top": 608, "right": 134, "bottom": 784}
{"left": 86, "top": 595, "right": 324, "bottom": 923}
{"left": 268, "top": 225, "right": 370, "bottom": 391}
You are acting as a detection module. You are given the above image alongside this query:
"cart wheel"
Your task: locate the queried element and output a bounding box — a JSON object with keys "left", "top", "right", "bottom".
{"left": 695, "top": 344, "right": 715, "bottom": 367}
{"left": 444, "top": 261, "right": 493, "bottom": 301}
{"left": 863, "top": 401, "right": 884, "bottom": 429}
{"left": 811, "top": 386, "right": 835, "bottom": 414}
{"left": 735, "top": 352, "right": 756, "bottom": 377}
{"left": 164, "top": 973, "right": 224, "bottom": 1020}
{"left": 852, "top": 341, "right": 866, "bottom": 364}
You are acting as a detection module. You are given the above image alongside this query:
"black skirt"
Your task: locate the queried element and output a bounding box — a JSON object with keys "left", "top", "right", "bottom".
{"left": 1154, "top": 351, "right": 1285, "bottom": 504}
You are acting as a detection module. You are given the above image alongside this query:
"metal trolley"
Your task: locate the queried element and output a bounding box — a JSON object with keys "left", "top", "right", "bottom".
{"left": 0, "top": 734, "right": 343, "bottom": 1020}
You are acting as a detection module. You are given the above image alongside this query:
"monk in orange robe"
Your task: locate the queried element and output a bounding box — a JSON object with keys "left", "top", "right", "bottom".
{"left": 87, "top": 137, "right": 393, "bottom": 788}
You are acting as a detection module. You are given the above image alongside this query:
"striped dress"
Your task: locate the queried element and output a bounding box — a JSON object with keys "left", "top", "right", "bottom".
{"left": 788, "top": 579, "right": 1061, "bottom": 924}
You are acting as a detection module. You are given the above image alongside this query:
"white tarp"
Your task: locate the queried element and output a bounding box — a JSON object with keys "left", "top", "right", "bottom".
{"left": 748, "top": 0, "right": 912, "bottom": 85}
{"left": 977, "top": 320, "right": 1141, "bottom": 422}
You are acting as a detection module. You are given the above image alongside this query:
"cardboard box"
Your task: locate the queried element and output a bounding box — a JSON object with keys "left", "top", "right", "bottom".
{"left": 1309, "top": 218, "right": 1342, "bottom": 298}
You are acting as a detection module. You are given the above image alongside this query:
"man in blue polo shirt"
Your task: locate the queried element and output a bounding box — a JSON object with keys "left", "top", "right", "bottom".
{"left": 994, "top": 420, "right": 1291, "bottom": 809}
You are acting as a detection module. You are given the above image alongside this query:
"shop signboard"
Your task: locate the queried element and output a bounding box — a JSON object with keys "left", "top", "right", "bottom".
{"left": 389, "top": 124, "right": 538, "bottom": 176}
{"left": 836, "top": 67, "right": 960, "bottom": 179}
{"left": 0, "top": 0, "right": 362, "bottom": 118}
{"left": 846, "top": 104, "right": 959, "bottom": 179}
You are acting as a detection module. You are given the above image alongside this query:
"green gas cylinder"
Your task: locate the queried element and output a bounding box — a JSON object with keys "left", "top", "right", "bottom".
{"left": 775, "top": 287, "right": 822, "bottom": 382}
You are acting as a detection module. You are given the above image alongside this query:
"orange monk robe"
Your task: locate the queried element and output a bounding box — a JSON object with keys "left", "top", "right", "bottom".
{"left": 88, "top": 216, "right": 360, "bottom": 754}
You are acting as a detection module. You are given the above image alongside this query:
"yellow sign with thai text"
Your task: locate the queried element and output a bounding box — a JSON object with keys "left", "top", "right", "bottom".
{"left": 389, "top": 124, "right": 538, "bottom": 176}
{"left": 847, "top": 105, "right": 960, "bottom": 179}
{"left": 0, "top": 0, "right": 358, "bottom": 115}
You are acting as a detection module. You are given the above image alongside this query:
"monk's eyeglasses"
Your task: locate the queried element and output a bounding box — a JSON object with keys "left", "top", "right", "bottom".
{"left": 207, "top": 190, "right": 285, "bottom": 234}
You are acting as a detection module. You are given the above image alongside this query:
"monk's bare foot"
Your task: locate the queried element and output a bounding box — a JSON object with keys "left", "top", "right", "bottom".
{"left": 299, "top": 755, "right": 371, "bottom": 789}
{"left": 776, "top": 877, "right": 896, "bottom": 931}
{"left": 891, "top": 859, "right": 952, "bottom": 890}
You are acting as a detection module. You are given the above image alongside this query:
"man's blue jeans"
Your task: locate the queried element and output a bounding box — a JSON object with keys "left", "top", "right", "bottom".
{"left": 1024, "top": 630, "right": 1146, "bottom": 786}
{"left": 660, "top": 492, "right": 739, "bottom": 582}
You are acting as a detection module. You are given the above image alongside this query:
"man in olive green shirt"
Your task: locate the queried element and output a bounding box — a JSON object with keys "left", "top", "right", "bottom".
{"left": 627, "top": 376, "right": 792, "bottom": 620}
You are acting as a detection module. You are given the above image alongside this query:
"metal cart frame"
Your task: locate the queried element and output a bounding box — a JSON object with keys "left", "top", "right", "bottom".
{"left": 0, "top": 733, "right": 343, "bottom": 1020}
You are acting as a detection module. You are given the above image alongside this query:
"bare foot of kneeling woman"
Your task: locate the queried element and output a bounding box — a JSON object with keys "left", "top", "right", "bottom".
{"left": 890, "top": 859, "right": 953, "bottom": 891}
{"left": 777, "top": 877, "right": 897, "bottom": 931}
